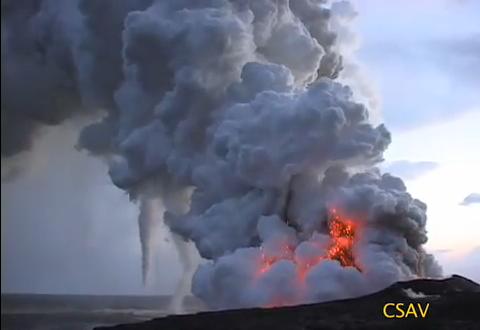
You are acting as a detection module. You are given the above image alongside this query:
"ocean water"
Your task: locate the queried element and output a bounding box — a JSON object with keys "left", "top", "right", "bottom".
{"left": 1, "top": 294, "right": 204, "bottom": 330}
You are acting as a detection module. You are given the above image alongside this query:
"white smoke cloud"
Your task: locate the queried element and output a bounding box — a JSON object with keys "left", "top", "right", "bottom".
{"left": 191, "top": 168, "right": 442, "bottom": 308}
{"left": 2, "top": 0, "right": 441, "bottom": 310}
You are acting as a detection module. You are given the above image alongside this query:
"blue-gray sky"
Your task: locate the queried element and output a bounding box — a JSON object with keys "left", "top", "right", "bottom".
{"left": 354, "top": 0, "right": 480, "bottom": 131}
{"left": 1, "top": 122, "right": 182, "bottom": 294}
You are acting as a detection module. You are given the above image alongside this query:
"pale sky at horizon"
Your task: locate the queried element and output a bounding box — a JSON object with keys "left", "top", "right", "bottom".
{"left": 1, "top": 0, "right": 479, "bottom": 294}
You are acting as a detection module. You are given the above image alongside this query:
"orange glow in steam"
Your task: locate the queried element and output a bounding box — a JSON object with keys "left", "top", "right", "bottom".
{"left": 326, "top": 208, "right": 359, "bottom": 269}
{"left": 256, "top": 208, "right": 360, "bottom": 306}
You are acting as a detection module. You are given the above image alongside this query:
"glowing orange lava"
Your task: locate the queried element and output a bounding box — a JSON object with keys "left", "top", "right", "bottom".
{"left": 256, "top": 208, "right": 360, "bottom": 307}
{"left": 256, "top": 208, "right": 360, "bottom": 282}
{"left": 258, "top": 254, "right": 275, "bottom": 275}
{"left": 257, "top": 244, "right": 294, "bottom": 276}
{"left": 327, "top": 208, "right": 359, "bottom": 269}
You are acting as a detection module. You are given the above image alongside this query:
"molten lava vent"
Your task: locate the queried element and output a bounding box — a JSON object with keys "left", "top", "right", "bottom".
{"left": 327, "top": 209, "right": 359, "bottom": 270}
{"left": 256, "top": 208, "right": 361, "bottom": 283}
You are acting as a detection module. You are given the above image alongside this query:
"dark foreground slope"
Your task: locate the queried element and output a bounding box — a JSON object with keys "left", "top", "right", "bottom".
{"left": 97, "top": 275, "right": 480, "bottom": 330}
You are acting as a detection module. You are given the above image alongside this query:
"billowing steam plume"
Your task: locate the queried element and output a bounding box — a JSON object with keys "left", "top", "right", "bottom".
{"left": 2, "top": 0, "right": 441, "bottom": 309}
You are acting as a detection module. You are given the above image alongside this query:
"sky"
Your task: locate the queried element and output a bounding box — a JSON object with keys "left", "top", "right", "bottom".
{"left": 353, "top": 0, "right": 480, "bottom": 281}
{"left": 1, "top": 0, "right": 479, "bottom": 295}
{"left": 1, "top": 121, "right": 183, "bottom": 295}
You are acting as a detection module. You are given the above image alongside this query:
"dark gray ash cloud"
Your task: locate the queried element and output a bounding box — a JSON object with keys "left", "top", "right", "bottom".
{"left": 1, "top": 0, "right": 153, "bottom": 157}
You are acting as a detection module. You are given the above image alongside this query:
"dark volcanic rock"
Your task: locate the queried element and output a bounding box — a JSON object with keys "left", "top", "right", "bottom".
{"left": 96, "top": 275, "right": 480, "bottom": 330}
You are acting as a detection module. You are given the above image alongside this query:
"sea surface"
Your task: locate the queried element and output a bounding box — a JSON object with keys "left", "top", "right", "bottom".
{"left": 1, "top": 294, "right": 204, "bottom": 330}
